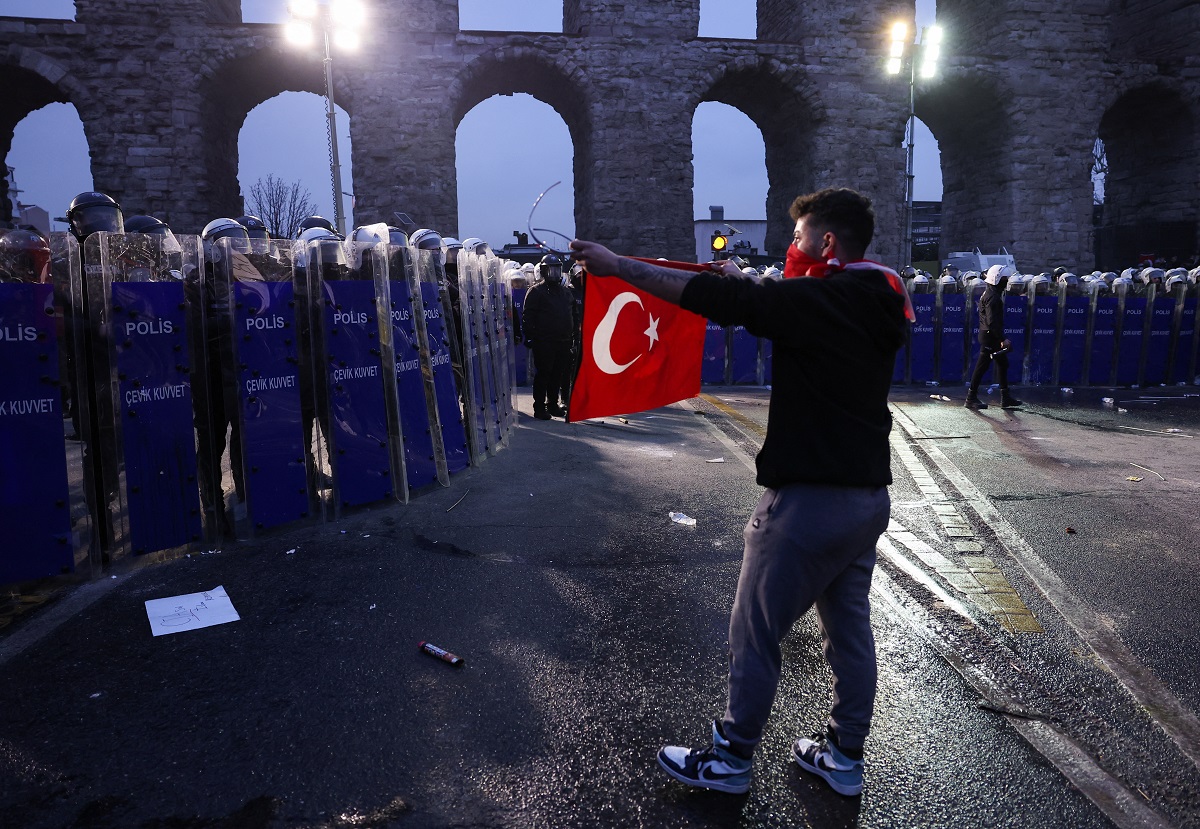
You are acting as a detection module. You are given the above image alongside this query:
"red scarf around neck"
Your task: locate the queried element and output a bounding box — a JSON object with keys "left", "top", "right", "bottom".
{"left": 784, "top": 244, "right": 915, "bottom": 322}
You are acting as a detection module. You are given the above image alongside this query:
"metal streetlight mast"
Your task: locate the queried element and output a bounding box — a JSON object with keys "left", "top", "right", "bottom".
{"left": 888, "top": 22, "right": 942, "bottom": 268}
{"left": 285, "top": 0, "right": 366, "bottom": 237}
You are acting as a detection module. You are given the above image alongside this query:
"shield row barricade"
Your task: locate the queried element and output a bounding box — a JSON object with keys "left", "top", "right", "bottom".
{"left": 694, "top": 280, "right": 1198, "bottom": 390}
{"left": 0, "top": 229, "right": 517, "bottom": 587}
{"left": 892, "top": 280, "right": 1198, "bottom": 388}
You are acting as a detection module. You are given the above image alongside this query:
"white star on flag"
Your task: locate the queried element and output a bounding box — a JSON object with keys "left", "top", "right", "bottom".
{"left": 644, "top": 313, "right": 660, "bottom": 350}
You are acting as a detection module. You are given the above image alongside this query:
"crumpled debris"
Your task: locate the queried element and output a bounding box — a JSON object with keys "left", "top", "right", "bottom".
{"left": 706, "top": 457, "right": 725, "bottom": 463}
{"left": 1126, "top": 476, "right": 1143, "bottom": 482}
{"left": 285, "top": 548, "right": 297, "bottom": 555}
{"left": 1065, "top": 527, "right": 1077, "bottom": 534}
{"left": 669, "top": 511, "right": 697, "bottom": 526}
{"left": 930, "top": 394, "right": 952, "bottom": 401}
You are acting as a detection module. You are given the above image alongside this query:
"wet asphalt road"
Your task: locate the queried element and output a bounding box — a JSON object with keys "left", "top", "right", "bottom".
{"left": 2, "top": 386, "right": 1198, "bottom": 828}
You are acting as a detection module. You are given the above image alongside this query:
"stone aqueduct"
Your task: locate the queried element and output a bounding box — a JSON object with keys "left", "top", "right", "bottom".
{"left": 1, "top": 0, "right": 1197, "bottom": 269}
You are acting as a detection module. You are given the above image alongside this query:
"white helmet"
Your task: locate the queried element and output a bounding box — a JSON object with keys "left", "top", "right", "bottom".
{"left": 1165, "top": 273, "right": 1189, "bottom": 292}
{"left": 461, "top": 237, "right": 489, "bottom": 255}
{"left": 201, "top": 217, "right": 250, "bottom": 260}
{"left": 410, "top": 228, "right": 443, "bottom": 251}
{"left": 1030, "top": 273, "right": 1053, "bottom": 292}
{"left": 1139, "top": 267, "right": 1165, "bottom": 284}
{"left": 984, "top": 264, "right": 1014, "bottom": 285}
{"left": 295, "top": 226, "right": 345, "bottom": 270}
{"left": 442, "top": 237, "right": 463, "bottom": 253}
{"left": 1119, "top": 267, "right": 1139, "bottom": 281}
{"left": 762, "top": 265, "right": 782, "bottom": 280}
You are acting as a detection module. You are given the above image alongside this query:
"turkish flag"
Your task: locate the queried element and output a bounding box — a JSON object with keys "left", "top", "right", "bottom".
{"left": 568, "top": 259, "right": 707, "bottom": 422}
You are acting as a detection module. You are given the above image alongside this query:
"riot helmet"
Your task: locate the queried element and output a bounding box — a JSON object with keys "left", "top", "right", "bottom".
{"left": 940, "top": 264, "right": 961, "bottom": 280}
{"left": 938, "top": 273, "right": 960, "bottom": 293}
{"left": 1030, "top": 273, "right": 1053, "bottom": 293}
{"left": 202, "top": 217, "right": 251, "bottom": 262}
{"left": 295, "top": 226, "right": 349, "bottom": 272}
{"left": 236, "top": 215, "right": 272, "bottom": 254}
{"left": 1165, "top": 273, "right": 1190, "bottom": 293}
{"left": 442, "top": 237, "right": 463, "bottom": 253}
{"left": 538, "top": 253, "right": 564, "bottom": 284}
{"left": 762, "top": 265, "right": 783, "bottom": 280}
{"left": 350, "top": 225, "right": 386, "bottom": 271}
{"left": 297, "top": 215, "right": 335, "bottom": 237}
{"left": 125, "top": 214, "right": 184, "bottom": 262}
{"left": 984, "top": 264, "right": 1014, "bottom": 286}
{"left": 410, "top": 228, "right": 443, "bottom": 251}
{"left": 461, "top": 237, "right": 490, "bottom": 256}
{"left": 910, "top": 271, "right": 932, "bottom": 292}
{"left": 0, "top": 229, "right": 52, "bottom": 283}
{"left": 386, "top": 226, "right": 409, "bottom": 247}
{"left": 1052, "top": 266, "right": 1068, "bottom": 279}
{"left": 901, "top": 266, "right": 918, "bottom": 279}
{"left": 67, "top": 191, "right": 123, "bottom": 242}
{"left": 1139, "top": 267, "right": 1165, "bottom": 285}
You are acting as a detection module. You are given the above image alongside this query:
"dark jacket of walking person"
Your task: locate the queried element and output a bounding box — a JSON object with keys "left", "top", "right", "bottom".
{"left": 965, "top": 264, "right": 1022, "bottom": 410}
{"left": 570, "top": 187, "right": 911, "bottom": 798}
{"left": 522, "top": 254, "right": 575, "bottom": 420}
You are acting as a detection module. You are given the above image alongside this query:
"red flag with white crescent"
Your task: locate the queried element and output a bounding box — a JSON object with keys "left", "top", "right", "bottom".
{"left": 568, "top": 260, "right": 707, "bottom": 422}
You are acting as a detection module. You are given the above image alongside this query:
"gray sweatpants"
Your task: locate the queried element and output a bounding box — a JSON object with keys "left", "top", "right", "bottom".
{"left": 721, "top": 482, "right": 890, "bottom": 756}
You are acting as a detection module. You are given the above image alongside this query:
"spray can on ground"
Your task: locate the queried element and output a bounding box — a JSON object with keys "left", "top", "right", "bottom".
{"left": 419, "top": 640, "right": 464, "bottom": 667}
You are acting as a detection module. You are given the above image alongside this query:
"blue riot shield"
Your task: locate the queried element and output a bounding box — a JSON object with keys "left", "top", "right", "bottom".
{"left": 909, "top": 294, "right": 936, "bottom": 384}
{"left": 1089, "top": 295, "right": 1119, "bottom": 385}
{"left": 512, "top": 284, "right": 529, "bottom": 386}
{"left": 938, "top": 292, "right": 967, "bottom": 384}
{"left": 413, "top": 247, "right": 471, "bottom": 474}
{"left": 484, "top": 258, "right": 515, "bottom": 438}
{"left": 1003, "top": 294, "right": 1029, "bottom": 384}
{"left": 1059, "top": 294, "right": 1089, "bottom": 386}
{"left": 497, "top": 276, "right": 519, "bottom": 432}
{"left": 85, "top": 232, "right": 206, "bottom": 558}
{"left": 730, "top": 325, "right": 759, "bottom": 384}
{"left": 308, "top": 234, "right": 402, "bottom": 515}
{"left": 1171, "top": 294, "right": 1197, "bottom": 385}
{"left": 383, "top": 241, "right": 449, "bottom": 492}
{"left": 702, "top": 321, "right": 727, "bottom": 384}
{"left": 458, "top": 249, "right": 500, "bottom": 455}
{"left": 0, "top": 234, "right": 93, "bottom": 584}
{"left": 1115, "top": 294, "right": 1147, "bottom": 386}
{"left": 1143, "top": 290, "right": 1176, "bottom": 386}
{"left": 214, "top": 239, "right": 313, "bottom": 534}
{"left": 1026, "top": 292, "right": 1060, "bottom": 386}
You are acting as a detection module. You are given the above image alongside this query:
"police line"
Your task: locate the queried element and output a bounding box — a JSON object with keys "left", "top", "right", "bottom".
{"left": 0, "top": 227, "right": 518, "bottom": 587}
{"left": 695, "top": 280, "right": 1199, "bottom": 389}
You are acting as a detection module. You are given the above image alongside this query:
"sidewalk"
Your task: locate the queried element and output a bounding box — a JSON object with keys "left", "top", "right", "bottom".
{"left": 0, "top": 389, "right": 1131, "bottom": 828}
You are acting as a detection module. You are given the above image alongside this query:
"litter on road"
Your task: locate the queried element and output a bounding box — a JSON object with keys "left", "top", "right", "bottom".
{"left": 145, "top": 586, "right": 239, "bottom": 637}
{"left": 419, "top": 641, "right": 464, "bottom": 667}
{"left": 706, "top": 457, "right": 725, "bottom": 463}
{"left": 669, "top": 511, "right": 697, "bottom": 526}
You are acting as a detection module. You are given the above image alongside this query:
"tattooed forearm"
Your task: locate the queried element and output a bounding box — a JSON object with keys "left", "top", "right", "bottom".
{"left": 615, "top": 257, "right": 697, "bottom": 305}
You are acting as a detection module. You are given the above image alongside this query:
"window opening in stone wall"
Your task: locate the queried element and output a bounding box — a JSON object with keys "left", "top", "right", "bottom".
{"left": 692, "top": 102, "right": 768, "bottom": 260}
{"left": 0, "top": 1, "right": 75, "bottom": 19}
{"left": 6, "top": 103, "right": 90, "bottom": 234}
{"left": 241, "top": 0, "right": 285, "bottom": 24}
{"left": 238, "top": 92, "right": 354, "bottom": 236}
{"left": 457, "top": 93, "right": 574, "bottom": 252}
{"left": 699, "top": 0, "right": 756, "bottom": 39}
{"left": 459, "top": 0, "right": 564, "bottom": 33}
{"left": 908, "top": 117, "right": 943, "bottom": 269}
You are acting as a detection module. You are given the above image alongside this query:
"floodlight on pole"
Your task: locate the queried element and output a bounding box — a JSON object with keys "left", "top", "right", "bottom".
{"left": 886, "top": 21, "right": 944, "bottom": 267}
{"left": 284, "top": 0, "right": 366, "bottom": 237}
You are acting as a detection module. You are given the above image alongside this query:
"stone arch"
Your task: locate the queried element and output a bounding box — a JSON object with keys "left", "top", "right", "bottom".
{"left": 693, "top": 56, "right": 827, "bottom": 255}
{"left": 449, "top": 46, "right": 595, "bottom": 235}
{"left": 1096, "top": 81, "right": 1197, "bottom": 266}
{"left": 0, "top": 47, "right": 88, "bottom": 223}
{"left": 917, "top": 70, "right": 1016, "bottom": 262}
{"left": 195, "top": 44, "right": 338, "bottom": 220}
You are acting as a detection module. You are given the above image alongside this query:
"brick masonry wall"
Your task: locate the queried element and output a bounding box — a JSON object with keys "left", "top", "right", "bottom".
{"left": 1, "top": 0, "right": 1197, "bottom": 270}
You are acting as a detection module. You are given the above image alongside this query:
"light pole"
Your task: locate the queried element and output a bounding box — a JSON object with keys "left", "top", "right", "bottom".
{"left": 887, "top": 21, "right": 942, "bottom": 267}
{"left": 285, "top": 0, "right": 366, "bottom": 237}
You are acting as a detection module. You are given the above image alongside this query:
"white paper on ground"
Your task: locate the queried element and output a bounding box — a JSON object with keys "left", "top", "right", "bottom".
{"left": 145, "top": 585, "right": 240, "bottom": 637}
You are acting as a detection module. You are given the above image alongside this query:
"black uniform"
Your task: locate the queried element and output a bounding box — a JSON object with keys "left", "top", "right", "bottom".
{"left": 522, "top": 276, "right": 576, "bottom": 416}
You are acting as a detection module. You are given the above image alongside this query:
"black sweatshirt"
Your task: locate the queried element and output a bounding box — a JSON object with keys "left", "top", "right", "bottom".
{"left": 680, "top": 269, "right": 908, "bottom": 489}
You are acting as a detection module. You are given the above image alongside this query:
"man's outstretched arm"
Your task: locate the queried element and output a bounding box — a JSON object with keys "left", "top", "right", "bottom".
{"left": 570, "top": 239, "right": 700, "bottom": 306}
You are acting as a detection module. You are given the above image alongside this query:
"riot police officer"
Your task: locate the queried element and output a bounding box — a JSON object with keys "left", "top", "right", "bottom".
{"left": 522, "top": 254, "right": 575, "bottom": 420}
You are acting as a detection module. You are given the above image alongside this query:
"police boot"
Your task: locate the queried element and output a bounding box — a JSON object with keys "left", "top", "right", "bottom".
{"left": 533, "top": 403, "right": 551, "bottom": 421}
{"left": 547, "top": 402, "right": 566, "bottom": 418}
{"left": 964, "top": 394, "right": 988, "bottom": 410}
{"left": 1000, "top": 391, "right": 1023, "bottom": 409}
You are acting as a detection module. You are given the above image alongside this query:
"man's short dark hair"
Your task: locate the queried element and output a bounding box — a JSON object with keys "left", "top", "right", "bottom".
{"left": 788, "top": 188, "right": 875, "bottom": 259}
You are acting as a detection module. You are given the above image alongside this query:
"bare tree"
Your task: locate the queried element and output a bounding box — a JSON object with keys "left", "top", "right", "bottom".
{"left": 245, "top": 175, "right": 317, "bottom": 239}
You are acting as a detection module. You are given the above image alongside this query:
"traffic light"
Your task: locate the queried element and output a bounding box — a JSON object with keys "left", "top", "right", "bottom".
{"left": 710, "top": 231, "right": 729, "bottom": 257}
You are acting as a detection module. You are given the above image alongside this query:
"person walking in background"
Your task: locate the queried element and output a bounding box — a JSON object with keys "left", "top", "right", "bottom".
{"left": 965, "top": 264, "right": 1022, "bottom": 411}
{"left": 571, "top": 187, "right": 912, "bottom": 797}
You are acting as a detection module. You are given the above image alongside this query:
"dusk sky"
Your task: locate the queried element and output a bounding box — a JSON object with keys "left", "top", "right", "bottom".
{"left": 2, "top": 0, "right": 941, "bottom": 250}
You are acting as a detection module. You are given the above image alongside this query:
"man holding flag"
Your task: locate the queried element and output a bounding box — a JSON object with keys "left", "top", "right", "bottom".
{"left": 570, "top": 187, "right": 911, "bottom": 797}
